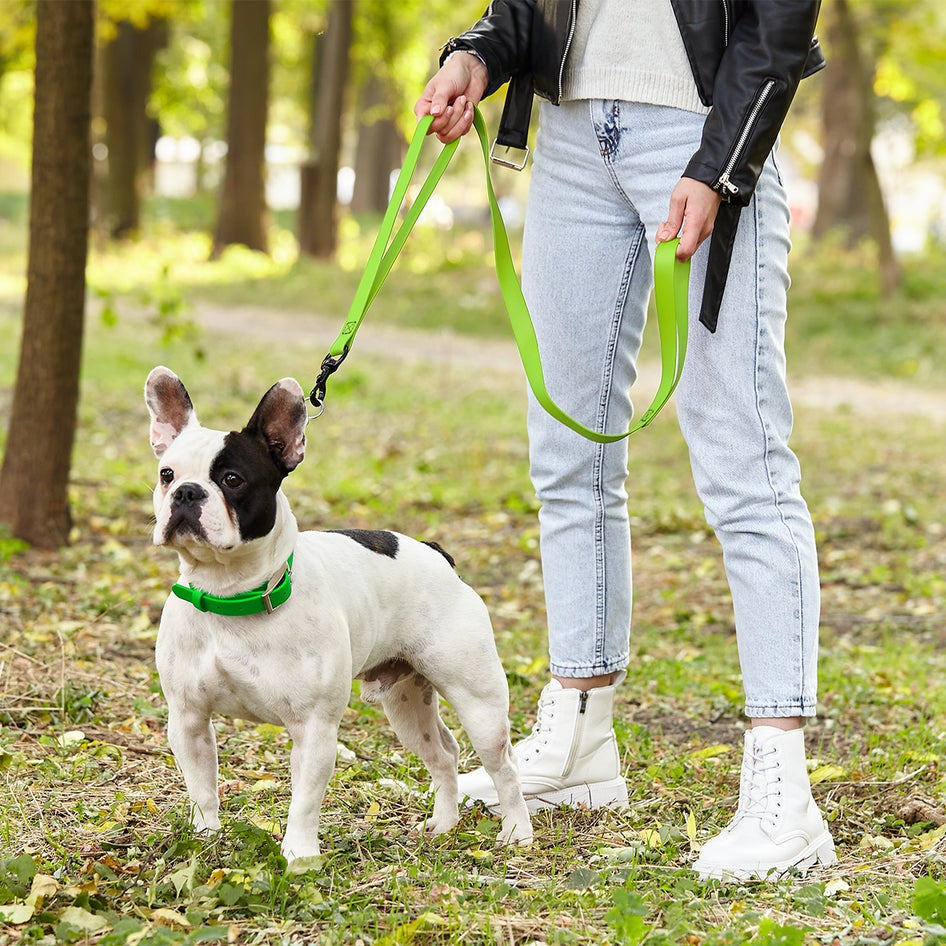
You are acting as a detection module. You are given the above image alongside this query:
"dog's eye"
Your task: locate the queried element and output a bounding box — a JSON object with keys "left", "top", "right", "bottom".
{"left": 159, "top": 468, "right": 174, "bottom": 486}
{"left": 222, "top": 472, "right": 244, "bottom": 490}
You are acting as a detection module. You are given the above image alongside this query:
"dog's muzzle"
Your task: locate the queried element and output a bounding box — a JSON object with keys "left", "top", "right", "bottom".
{"left": 163, "top": 482, "right": 209, "bottom": 542}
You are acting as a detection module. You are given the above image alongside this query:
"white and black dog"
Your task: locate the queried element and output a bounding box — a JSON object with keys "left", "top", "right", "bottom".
{"left": 145, "top": 366, "right": 532, "bottom": 860}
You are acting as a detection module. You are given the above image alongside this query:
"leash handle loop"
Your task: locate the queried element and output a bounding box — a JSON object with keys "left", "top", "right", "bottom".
{"left": 311, "top": 107, "right": 690, "bottom": 442}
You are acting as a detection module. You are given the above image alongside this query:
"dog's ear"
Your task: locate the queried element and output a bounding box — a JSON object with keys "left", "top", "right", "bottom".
{"left": 145, "top": 366, "right": 199, "bottom": 458}
{"left": 244, "top": 378, "right": 307, "bottom": 475}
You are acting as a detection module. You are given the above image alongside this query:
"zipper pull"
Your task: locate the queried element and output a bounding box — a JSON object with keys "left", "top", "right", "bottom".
{"left": 716, "top": 172, "right": 740, "bottom": 197}
{"left": 578, "top": 690, "right": 589, "bottom": 714}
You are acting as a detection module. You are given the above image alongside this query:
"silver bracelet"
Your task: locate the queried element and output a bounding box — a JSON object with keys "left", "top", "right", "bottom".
{"left": 444, "top": 48, "right": 487, "bottom": 68}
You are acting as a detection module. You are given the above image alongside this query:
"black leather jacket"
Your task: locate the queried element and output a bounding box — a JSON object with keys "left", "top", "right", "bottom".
{"left": 443, "top": 0, "right": 825, "bottom": 331}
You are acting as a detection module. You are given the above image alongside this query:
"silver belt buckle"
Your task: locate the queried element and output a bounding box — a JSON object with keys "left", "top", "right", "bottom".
{"left": 489, "top": 138, "right": 530, "bottom": 171}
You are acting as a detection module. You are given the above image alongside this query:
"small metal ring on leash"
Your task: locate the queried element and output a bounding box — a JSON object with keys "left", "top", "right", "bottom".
{"left": 307, "top": 349, "right": 349, "bottom": 422}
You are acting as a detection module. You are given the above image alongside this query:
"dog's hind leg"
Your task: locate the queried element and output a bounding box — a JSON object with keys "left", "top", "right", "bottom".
{"left": 379, "top": 673, "right": 461, "bottom": 837}
{"left": 439, "top": 675, "right": 533, "bottom": 847}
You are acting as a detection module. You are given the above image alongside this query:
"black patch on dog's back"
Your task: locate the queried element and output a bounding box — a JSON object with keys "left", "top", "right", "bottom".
{"left": 330, "top": 529, "right": 399, "bottom": 558}
{"left": 423, "top": 541, "right": 456, "bottom": 569}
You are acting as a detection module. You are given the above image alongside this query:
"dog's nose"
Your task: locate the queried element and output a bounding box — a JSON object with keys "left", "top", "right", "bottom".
{"left": 173, "top": 482, "right": 208, "bottom": 506}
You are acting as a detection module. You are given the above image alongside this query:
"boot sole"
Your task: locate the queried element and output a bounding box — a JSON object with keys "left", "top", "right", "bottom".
{"left": 693, "top": 832, "right": 837, "bottom": 882}
{"left": 463, "top": 777, "right": 629, "bottom": 814}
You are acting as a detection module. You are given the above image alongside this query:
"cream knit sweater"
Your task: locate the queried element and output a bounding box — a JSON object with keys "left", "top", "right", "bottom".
{"left": 563, "top": 0, "right": 710, "bottom": 114}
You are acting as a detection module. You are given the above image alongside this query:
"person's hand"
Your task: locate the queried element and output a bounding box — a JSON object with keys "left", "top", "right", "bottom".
{"left": 414, "top": 51, "right": 489, "bottom": 143}
{"left": 656, "top": 177, "right": 722, "bottom": 260}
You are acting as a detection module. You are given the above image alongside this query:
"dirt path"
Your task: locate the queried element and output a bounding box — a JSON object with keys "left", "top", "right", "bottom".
{"left": 195, "top": 301, "right": 946, "bottom": 423}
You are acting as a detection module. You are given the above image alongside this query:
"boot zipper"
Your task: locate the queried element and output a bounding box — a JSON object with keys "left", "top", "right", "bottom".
{"left": 561, "top": 690, "right": 589, "bottom": 779}
{"left": 715, "top": 79, "right": 776, "bottom": 198}
{"left": 556, "top": 0, "right": 579, "bottom": 105}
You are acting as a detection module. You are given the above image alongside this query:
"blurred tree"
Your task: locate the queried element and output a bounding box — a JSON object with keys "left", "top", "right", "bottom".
{"left": 351, "top": 73, "right": 403, "bottom": 214}
{"left": 349, "top": 2, "right": 406, "bottom": 216}
{"left": 813, "top": 0, "right": 900, "bottom": 293}
{"left": 0, "top": 0, "right": 94, "bottom": 548}
{"left": 212, "top": 0, "right": 272, "bottom": 258}
{"left": 812, "top": 0, "right": 946, "bottom": 288}
{"left": 298, "top": 0, "right": 353, "bottom": 258}
{"left": 99, "top": 15, "right": 168, "bottom": 238}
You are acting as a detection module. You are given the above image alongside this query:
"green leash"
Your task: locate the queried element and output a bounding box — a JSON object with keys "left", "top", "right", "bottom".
{"left": 309, "top": 108, "right": 690, "bottom": 443}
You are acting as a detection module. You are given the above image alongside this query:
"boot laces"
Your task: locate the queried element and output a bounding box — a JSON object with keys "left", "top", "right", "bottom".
{"left": 732, "top": 740, "right": 782, "bottom": 827}
{"left": 518, "top": 692, "right": 555, "bottom": 763}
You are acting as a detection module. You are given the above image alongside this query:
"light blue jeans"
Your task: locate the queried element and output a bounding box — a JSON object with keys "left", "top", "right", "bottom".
{"left": 523, "top": 100, "right": 818, "bottom": 718}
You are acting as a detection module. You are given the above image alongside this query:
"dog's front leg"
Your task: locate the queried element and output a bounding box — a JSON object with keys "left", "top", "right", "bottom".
{"left": 281, "top": 717, "right": 339, "bottom": 861}
{"left": 167, "top": 707, "right": 220, "bottom": 833}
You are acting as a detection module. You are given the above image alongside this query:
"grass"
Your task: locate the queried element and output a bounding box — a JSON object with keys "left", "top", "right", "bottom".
{"left": 1, "top": 192, "right": 946, "bottom": 943}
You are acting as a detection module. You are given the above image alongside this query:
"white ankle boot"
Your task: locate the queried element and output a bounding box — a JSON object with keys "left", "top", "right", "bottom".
{"left": 693, "top": 726, "right": 837, "bottom": 881}
{"left": 458, "top": 676, "right": 629, "bottom": 813}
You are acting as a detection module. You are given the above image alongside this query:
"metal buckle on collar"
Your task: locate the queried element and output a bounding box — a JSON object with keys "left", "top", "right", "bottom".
{"left": 489, "top": 138, "right": 529, "bottom": 171}
{"left": 261, "top": 559, "right": 293, "bottom": 614}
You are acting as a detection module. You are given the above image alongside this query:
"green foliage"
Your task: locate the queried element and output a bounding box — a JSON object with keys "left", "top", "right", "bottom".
{"left": 752, "top": 918, "right": 810, "bottom": 946}
{"left": 820, "top": 0, "right": 946, "bottom": 157}
{"left": 605, "top": 888, "right": 651, "bottom": 944}
{"left": 151, "top": 6, "right": 229, "bottom": 147}
{"left": 914, "top": 876, "right": 946, "bottom": 929}
{"left": 0, "top": 523, "right": 29, "bottom": 562}
{"left": 870, "top": 0, "right": 946, "bottom": 155}
{"left": 350, "top": 0, "right": 484, "bottom": 134}
{"left": 0, "top": 0, "right": 35, "bottom": 168}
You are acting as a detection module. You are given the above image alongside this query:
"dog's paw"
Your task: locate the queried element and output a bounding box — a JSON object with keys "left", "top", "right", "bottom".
{"left": 416, "top": 810, "right": 460, "bottom": 838}
{"left": 286, "top": 853, "right": 324, "bottom": 874}
{"left": 282, "top": 837, "right": 320, "bottom": 862}
{"left": 192, "top": 813, "right": 221, "bottom": 834}
{"left": 497, "top": 820, "right": 533, "bottom": 848}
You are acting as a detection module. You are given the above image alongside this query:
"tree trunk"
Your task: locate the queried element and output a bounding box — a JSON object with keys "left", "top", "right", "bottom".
{"left": 101, "top": 17, "right": 166, "bottom": 240}
{"left": 350, "top": 74, "right": 404, "bottom": 215}
{"left": 212, "top": 0, "right": 271, "bottom": 258}
{"left": 298, "top": 0, "right": 353, "bottom": 258}
{"left": 812, "top": 0, "right": 899, "bottom": 294}
{"left": 0, "top": 0, "right": 94, "bottom": 549}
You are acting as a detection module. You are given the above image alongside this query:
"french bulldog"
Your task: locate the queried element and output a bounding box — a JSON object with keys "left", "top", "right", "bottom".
{"left": 145, "top": 366, "right": 532, "bottom": 860}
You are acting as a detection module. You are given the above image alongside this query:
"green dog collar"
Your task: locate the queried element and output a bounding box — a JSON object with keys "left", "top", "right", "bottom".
{"left": 172, "top": 554, "right": 294, "bottom": 616}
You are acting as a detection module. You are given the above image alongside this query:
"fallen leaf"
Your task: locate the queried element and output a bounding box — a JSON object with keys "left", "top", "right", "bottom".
{"left": 688, "top": 744, "right": 731, "bottom": 760}
{"left": 151, "top": 907, "right": 191, "bottom": 929}
{"left": 825, "top": 878, "right": 850, "bottom": 896}
{"left": 29, "top": 873, "right": 59, "bottom": 902}
{"left": 809, "top": 764, "right": 847, "bottom": 784}
{"left": 0, "top": 903, "right": 33, "bottom": 924}
{"left": 59, "top": 905, "right": 110, "bottom": 933}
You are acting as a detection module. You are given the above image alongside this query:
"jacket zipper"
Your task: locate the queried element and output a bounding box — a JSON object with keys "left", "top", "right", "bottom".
{"left": 561, "top": 690, "right": 589, "bottom": 778}
{"left": 556, "top": 0, "right": 579, "bottom": 104}
{"left": 721, "top": 0, "right": 730, "bottom": 46}
{"left": 716, "top": 79, "right": 776, "bottom": 197}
